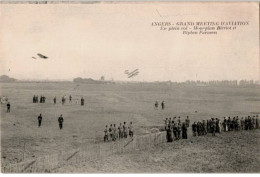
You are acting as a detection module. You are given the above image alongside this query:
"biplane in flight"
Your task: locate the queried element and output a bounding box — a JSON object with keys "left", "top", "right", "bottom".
{"left": 124, "top": 69, "right": 139, "bottom": 78}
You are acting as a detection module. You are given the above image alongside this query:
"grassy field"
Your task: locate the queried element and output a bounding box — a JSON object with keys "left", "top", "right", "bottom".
{"left": 56, "top": 129, "right": 260, "bottom": 173}
{"left": 1, "top": 82, "right": 260, "bottom": 171}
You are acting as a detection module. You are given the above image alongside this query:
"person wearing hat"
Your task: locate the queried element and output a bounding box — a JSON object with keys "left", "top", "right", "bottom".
{"left": 104, "top": 125, "right": 108, "bottom": 142}
{"left": 7, "top": 102, "right": 11, "bottom": 113}
{"left": 192, "top": 122, "right": 197, "bottom": 136}
{"left": 169, "top": 118, "right": 172, "bottom": 127}
{"left": 58, "top": 114, "right": 64, "bottom": 129}
{"left": 182, "top": 122, "right": 188, "bottom": 139}
{"left": 123, "top": 122, "right": 128, "bottom": 138}
{"left": 81, "top": 97, "right": 84, "bottom": 106}
{"left": 38, "top": 113, "right": 42, "bottom": 127}
{"left": 171, "top": 123, "right": 176, "bottom": 140}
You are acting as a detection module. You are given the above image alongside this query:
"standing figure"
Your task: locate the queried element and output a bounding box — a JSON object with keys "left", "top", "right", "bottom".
{"left": 192, "top": 122, "right": 197, "bottom": 136}
{"left": 236, "top": 116, "right": 239, "bottom": 130}
{"left": 113, "top": 124, "right": 117, "bottom": 141}
{"left": 182, "top": 123, "right": 188, "bottom": 139}
{"left": 231, "top": 117, "right": 235, "bottom": 131}
{"left": 178, "top": 116, "right": 181, "bottom": 124}
{"left": 81, "top": 97, "right": 84, "bottom": 106}
{"left": 166, "top": 125, "right": 173, "bottom": 142}
{"left": 248, "top": 116, "right": 253, "bottom": 130}
{"left": 118, "top": 123, "right": 123, "bottom": 139}
{"left": 227, "top": 117, "right": 231, "bottom": 131}
{"left": 104, "top": 125, "right": 108, "bottom": 142}
{"left": 173, "top": 123, "right": 177, "bottom": 140}
{"left": 202, "top": 120, "right": 207, "bottom": 135}
{"left": 38, "top": 114, "right": 42, "bottom": 127}
{"left": 164, "top": 118, "right": 168, "bottom": 130}
{"left": 252, "top": 116, "right": 256, "bottom": 129}
{"left": 223, "top": 117, "right": 227, "bottom": 132}
{"left": 58, "top": 114, "right": 64, "bottom": 129}
{"left": 216, "top": 118, "right": 220, "bottom": 133}
{"left": 245, "top": 117, "right": 249, "bottom": 130}
{"left": 207, "top": 120, "right": 210, "bottom": 133}
{"left": 129, "top": 122, "right": 134, "bottom": 138}
{"left": 33, "top": 95, "right": 36, "bottom": 103}
{"left": 211, "top": 118, "right": 216, "bottom": 136}
{"left": 218, "top": 119, "right": 222, "bottom": 133}
{"left": 62, "top": 97, "right": 65, "bottom": 105}
{"left": 53, "top": 97, "right": 56, "bottom": 104}
{"left": 256, "top": 115, "right": 259, "bottom": 129}
{"left": 109, "top": 124, "right": 113, "bottom": 141}
{"left": 177, "top": 123, "right": 181, "bottom": 140}
{"left": 69, "top": 95, "right": 72, "bottom": 103}
{"left": 154, "top": 101, "right": 158, "bottom": 109}
{"left": 7, "top": 102, "right": 10, "bottom": 113}
{"left": 161, "top": 101, "right": 165, "bottom": 110}
{"left": 197, "top": 121, "right": 201, "bottom": 136}
{"left": 123, "top": 122, "right": 128, "bottom": 138}
{"left": 185, "top": 116, "right": 190, "bottom": 128}
{"left": 240, "top": 117, "right": 244, "bottom": 130}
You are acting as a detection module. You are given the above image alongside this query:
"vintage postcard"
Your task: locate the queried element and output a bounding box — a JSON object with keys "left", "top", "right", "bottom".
{"left": 0, "top": 1, "right": 259, "bottom": 173}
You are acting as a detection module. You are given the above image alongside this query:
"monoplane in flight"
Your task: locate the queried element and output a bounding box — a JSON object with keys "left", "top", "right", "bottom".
{"left": 32, "top": 53, "right": 48, "bottom": 60}
{"left": 37, "top": 53, "right": 48, "bottom": 59}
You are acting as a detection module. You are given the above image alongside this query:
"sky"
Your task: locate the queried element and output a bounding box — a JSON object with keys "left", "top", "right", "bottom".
{"left": 0, "top": 2, "right": 259, "bottom": 82}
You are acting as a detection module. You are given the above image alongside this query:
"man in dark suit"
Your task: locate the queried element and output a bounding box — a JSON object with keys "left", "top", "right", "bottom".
{"left": 58, "top": 114, "right": 64, "bottom": 129}
{"left": 38, "top": 114, "right": 42, "bottom": 127}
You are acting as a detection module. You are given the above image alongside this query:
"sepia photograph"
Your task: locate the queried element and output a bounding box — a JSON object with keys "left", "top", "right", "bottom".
{"left": 0, "top": 1, "right": 259, "bottom": 173}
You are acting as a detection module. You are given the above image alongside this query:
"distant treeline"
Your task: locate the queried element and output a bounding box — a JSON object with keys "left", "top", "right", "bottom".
{"left": 182, "top": 80, "right": 259, "bottom": 88}
{"left": 0, "top": 75, "right": 259, "bottom": 88}
{"left": 73, "top": 77, "right": 115, "bottom": 84}
{"left": 0, "top": 75, "right": 16, "bottom": 82}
